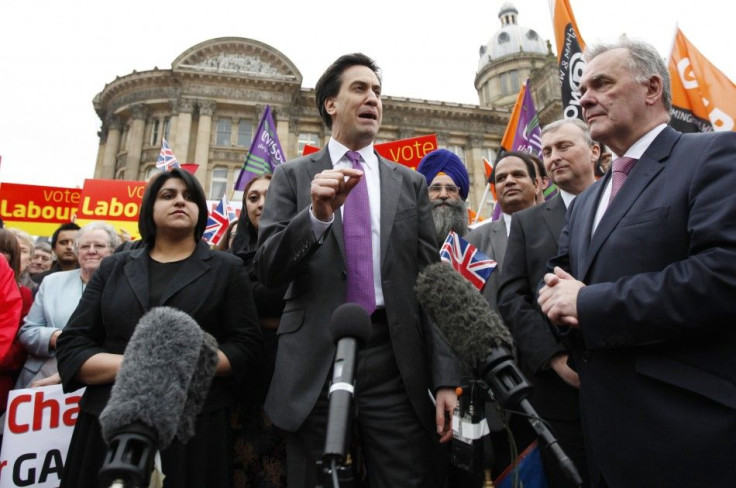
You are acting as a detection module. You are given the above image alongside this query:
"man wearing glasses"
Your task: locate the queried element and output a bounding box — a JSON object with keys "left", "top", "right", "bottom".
{"left": 416, "top": 149, "right": 471, "bottom": 245}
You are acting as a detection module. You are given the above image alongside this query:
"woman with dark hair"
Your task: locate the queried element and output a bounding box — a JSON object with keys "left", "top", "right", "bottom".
{"left": 229, "top": 174, "right": 287, "bottom": 487}
{"left": 57, "top": 168, "right": 262, "bottom": 487}
{"left": 0, "top": 229, "right": 33, "bottom": 416}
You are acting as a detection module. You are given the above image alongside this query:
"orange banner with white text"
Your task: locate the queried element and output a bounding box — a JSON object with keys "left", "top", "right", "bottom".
{"left": 0, "top": 183, "right": 81, "bottom": 236}
{"left": 669, "top": 28, "right": 736, "bottom": 133}
{"left": 303, "top": 134, "right": 439, "bottom": 170}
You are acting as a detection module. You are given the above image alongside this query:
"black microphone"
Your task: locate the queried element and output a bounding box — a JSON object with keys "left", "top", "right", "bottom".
{"left": 98, "top": 306, "right": 219, "bottom": 488}
{"left": 416, "top": 262, "right": 583, "bottom": 487}
{"left": 323, "top": 303, "right": 371, "bottom": 463}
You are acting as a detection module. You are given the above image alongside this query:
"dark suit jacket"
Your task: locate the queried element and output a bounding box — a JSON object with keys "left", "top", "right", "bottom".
{"left": 549, "top": 126, "right": 736, "bottom": 487}
{"left": 255, "top": 147, "right": 459, "bottom": 433}
{"left": 497, "top": 195, "right": 580, "bottom": 422}
{"left": 465, "top": 218, "right": 507, "bottom": 309}
{"left": 57, "top": 242, "right": 262, "bottom": 416}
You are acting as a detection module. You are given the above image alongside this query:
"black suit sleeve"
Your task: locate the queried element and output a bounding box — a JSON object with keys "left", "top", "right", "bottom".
{"left": 57, "top": 257, "right": 114, "bottom": 393}
{"left": 498, "top": 214, "right": 565, "bottom": 376}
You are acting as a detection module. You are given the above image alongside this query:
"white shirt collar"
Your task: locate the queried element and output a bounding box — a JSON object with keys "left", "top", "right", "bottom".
{"left": 502, "top": 213, "right": 512, "bottom": 236}
{"left": 328, "top": 138, "right": 375, "bottom": 168}
{"left": 559, "top": 189, "right": 576, "bottom": 209}
{"left": 613, "top": 123, "right": 668, "bottom": 160}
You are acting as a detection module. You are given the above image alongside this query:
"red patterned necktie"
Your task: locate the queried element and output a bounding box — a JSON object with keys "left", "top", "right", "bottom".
{"left": 608, "top": 156, "right": 637, "bottom": 205}
{"left": 342, "top": 151, "right": 376, "bottom": 315}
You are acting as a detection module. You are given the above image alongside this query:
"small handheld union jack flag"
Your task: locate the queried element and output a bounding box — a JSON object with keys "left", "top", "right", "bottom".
{"left": 440, "top": 231, "right": 497, "bottom": 290}
{"left": 203, "top": 195, "right": 237, "bottom": 246}
{"left": 156, "top": 138, "right": 181, "bottom": 171}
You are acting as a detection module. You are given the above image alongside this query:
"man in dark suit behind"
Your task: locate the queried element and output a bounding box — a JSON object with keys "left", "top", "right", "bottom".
{"left": 255, "top": 53, "right": 458, "bottom": 488}
{"left": 498, "top": 118, "right": 599, "bottom": 487}
{"left": 538, "top": 37, "right": 736, "bottom": 487}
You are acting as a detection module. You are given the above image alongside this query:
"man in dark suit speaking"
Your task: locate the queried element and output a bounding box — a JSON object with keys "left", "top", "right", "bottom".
{"left": 255, "top": 53, "right": 459, "bottom": 488}
{"left": 538, "top": 37, "right": 736, "bottom": 487}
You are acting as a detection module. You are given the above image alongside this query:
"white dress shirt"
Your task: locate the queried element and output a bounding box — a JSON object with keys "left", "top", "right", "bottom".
{"left": 310, "top": 138, "right": 384, "bottom": 307}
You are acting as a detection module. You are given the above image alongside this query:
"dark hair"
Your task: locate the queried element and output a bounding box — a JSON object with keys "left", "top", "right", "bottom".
{"left": 138, "top": 168, "right": 208, "bottom": 247}
{"left": 0, "top": 229, "right": 21, "bottom": 282}
{"left": 530, "top": 154, "right": 547, "bottom": 179}
{"left": 51, "top": 222, "right": 81, "bottom": 249}
{"left": 491, "top": 151, "right": 538, "bottom": 184}
{"left": 230, "top": 174, "right": 272, "bottom": 256}
{"left": 314, "top": 53, "right": 381, "bottom": 129}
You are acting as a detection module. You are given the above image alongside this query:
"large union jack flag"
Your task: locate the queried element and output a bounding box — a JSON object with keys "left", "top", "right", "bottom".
{"left": 203, "top": 195, "right": 237, "bottom": 246}
{"left": 156, "top": 138, "right": 181, "bottom": 171}
{"left": 440, "top": 231, "right": 497, "bottom": 290}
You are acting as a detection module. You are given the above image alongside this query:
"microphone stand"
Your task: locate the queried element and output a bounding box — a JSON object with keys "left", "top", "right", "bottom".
{"left": 479, "top": 348, "right": 583, "bottom": 488}
{"left": 316, "top": 455, "right": 355, "bottom": 488}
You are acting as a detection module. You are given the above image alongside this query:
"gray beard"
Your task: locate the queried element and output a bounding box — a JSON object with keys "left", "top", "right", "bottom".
{"left": 431, "top": 198, "right": 468, "bottom": 244}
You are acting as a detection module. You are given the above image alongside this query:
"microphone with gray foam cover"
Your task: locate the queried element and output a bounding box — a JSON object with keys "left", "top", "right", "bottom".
{"left": 323, "top": 303, "right": 372, "bottom": 463}
{"left": 98, "top": 306, "right": 219, "bottom": 488}
{"left": 416, "top": 262, "right": 583, "bottom": 487}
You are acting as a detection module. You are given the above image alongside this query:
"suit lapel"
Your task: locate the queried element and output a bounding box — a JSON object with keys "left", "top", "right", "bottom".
{"left": 544, "top": 195, "right": 567, "bottom": 246}
{"left": 581, "top": 127, "right": 679, "bottom": 280}
{"left": 160, "top": 242, "right": 211, "bottom": 305}
{"left": 490, "top": 219, "right": 507, "bottom": 269}
{"left": 124, "top": 248, "right": 150, "bottom": 309}
{"left": 378, "top": 155, "right": 401, "bottom": 265}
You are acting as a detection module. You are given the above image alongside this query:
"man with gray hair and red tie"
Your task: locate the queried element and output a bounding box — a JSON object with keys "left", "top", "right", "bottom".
{"left": 538, "top": 36, "right": 736, "bottom": 487}
{"left": 255, "top": 53, "right": 459, "bottom": 488}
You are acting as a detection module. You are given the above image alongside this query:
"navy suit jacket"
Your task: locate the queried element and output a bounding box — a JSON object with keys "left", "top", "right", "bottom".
{"left": 549, "top": 126, "right": 736, "bottom": 487}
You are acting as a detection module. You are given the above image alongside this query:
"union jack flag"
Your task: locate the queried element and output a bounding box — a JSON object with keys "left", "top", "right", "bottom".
{"left": 203, "top": 195, "right": 237, "bottom": 246}
{"left": 440, "top": 231, "right": 497, "bottom": 290}
{"left": 156, "top": 138, "right": 181, "bottom": 171}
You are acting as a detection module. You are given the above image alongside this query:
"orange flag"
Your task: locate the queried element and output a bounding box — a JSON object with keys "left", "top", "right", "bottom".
{"left": 549, "top": 0, "right": 586, "bottom": 120}
{"left": 500, "top": 83, "right": 526, "bottom": 151}
{"left": 669, "top": 27, "right": 736, "bottom": 133}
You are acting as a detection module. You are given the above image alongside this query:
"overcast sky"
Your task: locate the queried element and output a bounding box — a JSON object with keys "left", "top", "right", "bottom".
{"left": 1, "top": 0, "right": 733, "bottom": 188}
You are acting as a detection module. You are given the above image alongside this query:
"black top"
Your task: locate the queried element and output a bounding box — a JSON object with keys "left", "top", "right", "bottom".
{"left": 148, "top": 256, "right": 186, "bottom": 307}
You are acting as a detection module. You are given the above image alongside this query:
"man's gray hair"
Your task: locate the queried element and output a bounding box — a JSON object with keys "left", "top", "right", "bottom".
{"left": 584, "top": 36, "right": 672, "bottom": 113}
{"left": 75, "top": 221, "right": 121, "bottom": 251}
{"left": 541, "top": 118, "right": 597, "bottom": 147}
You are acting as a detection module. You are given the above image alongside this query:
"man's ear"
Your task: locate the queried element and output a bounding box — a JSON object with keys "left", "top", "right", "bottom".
{"left": 644, "top": 75, "right": 664, "bottom": 107}
{"left": 325, "top": 97, "right": 337, "bottom": 117}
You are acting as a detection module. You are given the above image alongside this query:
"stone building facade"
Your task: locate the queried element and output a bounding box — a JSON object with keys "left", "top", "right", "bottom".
{"left": 92, "top": 3, "right": 560, "bottom": 215}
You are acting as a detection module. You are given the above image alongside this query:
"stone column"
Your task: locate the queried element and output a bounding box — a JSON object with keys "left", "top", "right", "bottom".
{"left": 100, "top": 116, "right": 122, "bottom": 180}
{"left": 125, "top": 104, "right": 148, "bottom": 180}
{"left": 194, "top": 100, "right": 215, "bottom": 184}
{"left": 174, "top": 99, "right": 195, "bottom": 163}
{"left": 168, "top": 100, "right": 179, "bottom": 147}
{"left": 469, "top": 135, "right": 489, "bottom": 217}
{"left": 94, "top": 130, "right": 107, "bottom": 179}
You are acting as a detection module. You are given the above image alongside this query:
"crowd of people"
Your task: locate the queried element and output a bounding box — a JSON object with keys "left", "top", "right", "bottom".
{"left": 0, "top": 34, "right": 734, "bottom": 488}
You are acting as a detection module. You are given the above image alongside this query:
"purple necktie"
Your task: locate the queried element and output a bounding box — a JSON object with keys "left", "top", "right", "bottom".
{"left": 343, "top": 151, "right": 376, "bottom": 315}
{"left": 608, "top": 156, "right": 637, "bottom": 205}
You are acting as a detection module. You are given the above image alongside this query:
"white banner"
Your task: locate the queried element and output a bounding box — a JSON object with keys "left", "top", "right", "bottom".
{"left": 0, "top": 385, "right": 84, "bottom": 488}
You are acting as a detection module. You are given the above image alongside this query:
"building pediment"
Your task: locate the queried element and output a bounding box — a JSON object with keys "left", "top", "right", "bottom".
{"left": 172, "top": 37, "right": 302, "bottom": 84}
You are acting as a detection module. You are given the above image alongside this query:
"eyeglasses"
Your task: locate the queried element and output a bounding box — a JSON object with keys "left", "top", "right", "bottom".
{"left": 428, "top": 184, "right": 460, "bottom": 196}
{"left": 78, "top": 243, "right": 111, "bottom": 253}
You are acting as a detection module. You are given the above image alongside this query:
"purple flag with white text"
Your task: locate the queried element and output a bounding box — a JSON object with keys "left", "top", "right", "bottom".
{"left": 234, "top": 105, "right": 286, "bottom": 191}
{"left": 512, "top": 80, "right": 542, "bottom": 158}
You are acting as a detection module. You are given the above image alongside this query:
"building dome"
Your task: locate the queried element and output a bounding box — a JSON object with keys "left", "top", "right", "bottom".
{"left": 478, "top": 2, "right": 547, "bottom": 71}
